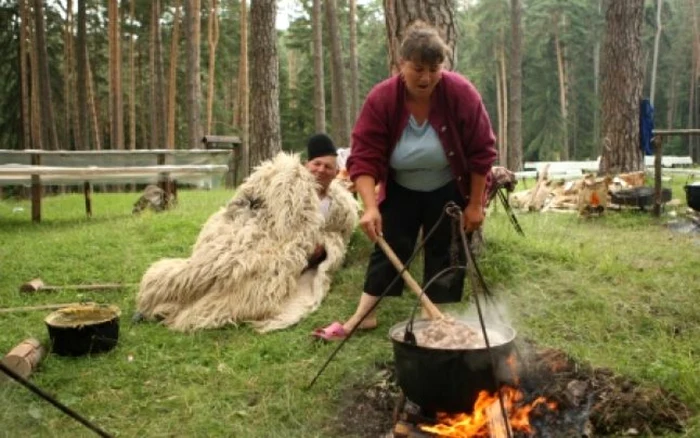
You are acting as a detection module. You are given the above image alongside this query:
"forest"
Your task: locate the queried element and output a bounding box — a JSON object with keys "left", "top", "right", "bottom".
{"left": 0, "top": 0, "right": 698, "bottom": 174}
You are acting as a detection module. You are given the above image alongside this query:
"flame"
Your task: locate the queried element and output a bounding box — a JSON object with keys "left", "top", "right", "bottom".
{"left": 420, "top": 387, "right": 557, "bottom": 438}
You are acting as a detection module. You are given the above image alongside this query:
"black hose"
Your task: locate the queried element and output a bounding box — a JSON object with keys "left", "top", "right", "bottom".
{"left": 0, "top": 361, "right": 112, "bottom": 438}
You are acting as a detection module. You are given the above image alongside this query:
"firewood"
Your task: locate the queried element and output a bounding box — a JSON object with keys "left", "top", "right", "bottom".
{"left": 1, "top": 338, "right": 46, "bottom": 380}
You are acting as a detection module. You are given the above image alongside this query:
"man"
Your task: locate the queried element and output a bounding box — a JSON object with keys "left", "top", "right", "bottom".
{"left": 134, "top": 134, "right": 358, "bottom": 333}
{"left": 305, "top": 133, "right": 341, "bottom": 268}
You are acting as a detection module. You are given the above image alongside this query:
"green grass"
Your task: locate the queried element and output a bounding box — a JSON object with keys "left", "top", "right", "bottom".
{"left": 1, "top": 188, "right": 699, "bottom": 437}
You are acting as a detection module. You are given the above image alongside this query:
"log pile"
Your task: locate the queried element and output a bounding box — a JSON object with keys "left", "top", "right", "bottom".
{"left": 509, "top": 170, "right": 647, "bottom": 214}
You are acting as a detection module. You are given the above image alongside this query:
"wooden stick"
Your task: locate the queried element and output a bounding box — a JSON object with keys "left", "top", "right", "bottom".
{"left": 19, "top": 278, "right": 132, "bottom": 293}
{"left": 0, "top": 302, "right": 95, "bottom": 314}
{"left": 376, "top": 235, "right": 444, "bottom": 320}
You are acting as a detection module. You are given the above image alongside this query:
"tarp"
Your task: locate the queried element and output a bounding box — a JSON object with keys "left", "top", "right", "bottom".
{"left": 640, "top": 98, "right": 654, "bottom": 156}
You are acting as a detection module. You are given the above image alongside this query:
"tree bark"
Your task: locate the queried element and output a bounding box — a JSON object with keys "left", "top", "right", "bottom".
{"left": 349, "top": 0, "right": 360, "bottom": 123}
{"left": 499, "top": 36, "right": 508, "bottom": 164}
{"left": 76, "top": 0, "right": 89, "bottom": 150}
{"left": 206, "top": 0, "right": 219, "bottom": 134}
{"left": 554, "top": 13, "right": 569, "bottom": 160}
{"left": 249, "top": 0, "right": 281, "bottom": 166}
{"left": 167, "top": 0, "right": 182, "bottom": 149}
{"left": 239, "top": 0, "right": 249, "bottom": 178}
{"left": 599, "top": 0, "right": 645, "bottom": 175}
{"left": 86, "top": 53, "right": 102, "bottom": 150}
{"left": 507, "top": 0, "right": 523, "bottom": 171}
{"left": 29, "top": 3, "right": 42, "bottom": 150}
{"left": 33, "top": 0, "right": 59, "bottom": 150}
{"left": 109, "top": 0, "right": 124, "bottom": 150}
{"left": 383, "top": 0, "right": 456, "bottom": 73}
{"left": 650, "top": 0, "right": 663, "bottom": 106}
{"left": 185, "top": 0, "right": 202, "bottom": 149}
{"left": 129, "top": 0, "right": 136, "bottom": 150}
{"left": 312, "top": 0, "right": 325, "bottom": 133}
{"left": 495, "top": 49, "right": 504, "bottom": 165}
{"left": 19, "top": 0, "right": 31, "bottom": 149}
{"left": 62, "top": 0, "right": 74, "bottom": 149}
{"left": 150, "top": 0, "right": 166, "bottom": 149}
{"left": 593, "top": 0, "right": 602, "bottom": 153}
{"left": 325, "top": 0, "right": 350, "bottom": 147}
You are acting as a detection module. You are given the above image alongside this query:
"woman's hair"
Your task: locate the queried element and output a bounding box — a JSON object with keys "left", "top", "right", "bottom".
{"left": 399, "top": 21, "right": 449, "bottom": 65}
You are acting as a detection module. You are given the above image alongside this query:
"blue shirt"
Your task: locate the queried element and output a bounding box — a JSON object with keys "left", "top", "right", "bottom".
{"left": 389, "top": 115, "right": 453, "bottom": 191}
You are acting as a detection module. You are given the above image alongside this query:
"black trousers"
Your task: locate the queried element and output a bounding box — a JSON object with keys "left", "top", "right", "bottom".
{"left": 363, "top": 178, "right": 467, "bottom": 304}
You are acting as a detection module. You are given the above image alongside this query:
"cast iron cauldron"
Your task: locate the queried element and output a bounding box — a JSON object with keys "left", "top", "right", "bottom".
{"left": 45, "top": 304, "right": 121, "bottom": 357}
{"left": 686, "top": 183, "right": 700, "bottom": 212}
{"left": 389, "top": 318, "right": 517, "bottom": 414}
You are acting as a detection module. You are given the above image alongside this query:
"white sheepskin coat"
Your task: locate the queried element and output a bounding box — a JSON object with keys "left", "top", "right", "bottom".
{"left": 135, "top": 152, "right": 358, "bottom": 332}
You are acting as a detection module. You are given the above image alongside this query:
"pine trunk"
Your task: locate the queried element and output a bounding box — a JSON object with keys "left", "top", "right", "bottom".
{"left": 650, "top": 0, "right": 663, "bottom": 105}
{"left": 249, "top": 0, "right": 281, "bottom": 166}
{"left": 19, "top": 0, "right": 31, "bottom": 149}
{"left": 239, "top": 0, "right": 249, "bottom": 178}
{"left": 206, "top": 0, "right": 219, "bottom": 134}
{"left": 76, "top": 0, "right": 89, "bottom": 150}
{"left": 507, "top": 0, "right": 523, "bottom": 171}
{"left": 325, "top": 0, "right": 350, "bottom": 147}
{"left": 87, "top": 53, "right": 102, "bottom": 150}
{"left": 312, "top": 0, "right": 325, "bottom": 133}
{"left": 129, "top": 0, "right": 137, "bottom": 150}
{"left": 63, "top": 0, "right": 73, "bottom": 149}
{"left": 33, "top": 0, "right": 59, "bottom": 150}
{"left": 185, "top": 0, "right": 202, "bottom": 149}
{"left": 554, "top": 14, "right": 569, "bottom": 160}
{"left": 383, "top": 0, "right": 456, "bottom": 72}
{"left": 109, "top": 0, "right": 124, "bottom": 150}
{"left": 167, "top": 0, "right": 182, "bottom": 149}
{"left": 349, "top": 0, "right": 360, "bottom": 123}
{"left": 599, "top": 0, "right": 645, "bottom": 175}
{"left": 499, "top": 38, "right": 508, "bottom": 164}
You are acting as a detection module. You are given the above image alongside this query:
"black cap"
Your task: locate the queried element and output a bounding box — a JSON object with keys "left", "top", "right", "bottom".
{"left": 306, "top": 133, "right": 337, "bottom": 160}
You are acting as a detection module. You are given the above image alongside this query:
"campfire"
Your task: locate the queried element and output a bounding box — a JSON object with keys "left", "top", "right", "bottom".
{"left": 419, "top": 387, "right": 558, "bottom": 437}
{"left": 336, "top": 342, "right": 691, "bottom": 438}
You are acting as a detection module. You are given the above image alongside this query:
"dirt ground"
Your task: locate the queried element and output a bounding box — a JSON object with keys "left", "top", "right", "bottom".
{"left": 335, "top": 342, "right": 691, "bottom": 437}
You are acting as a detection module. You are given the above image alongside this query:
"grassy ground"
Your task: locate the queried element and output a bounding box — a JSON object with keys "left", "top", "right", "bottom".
{"left": 1, "top": 184, "right": 699, "bottom": 438}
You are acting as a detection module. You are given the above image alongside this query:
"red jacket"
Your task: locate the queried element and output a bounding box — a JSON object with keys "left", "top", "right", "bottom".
{"left": 347, "top": 70, "right": 497, "bottom": 205}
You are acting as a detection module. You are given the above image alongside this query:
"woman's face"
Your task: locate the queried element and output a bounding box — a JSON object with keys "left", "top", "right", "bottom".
{"left": 400, "top": 59, "right": 443, "bottom": 99}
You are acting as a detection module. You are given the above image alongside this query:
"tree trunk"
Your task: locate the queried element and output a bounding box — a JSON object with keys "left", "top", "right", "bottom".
{"left": 325, "top": 0, "right": 350, "bottom": 147}
{"left": 129, "top": 0, "right": 137, "bottom": 150}
{"left": 507, "top": 0, "right": 523, "bottom": 171}
{"left": 495, "top": 51, "right": 504, "bottom": 165}
{"left": 109, "top": 0, "right": 124, "bottom": 150}
{"left": 76, "top": 0, "right": 88, "bottom": 150}
{"left": 19, "top": 0, "right": 31, "bottom": 149}
{"left": 206, "top": 0, "right": 219, "bottom": 134}
{"left": 554, "top": 13, "right": 569, "bottom": 160}
{"left": 249, "top": 0, "right": 281, "bottom": 165}
{"left": 499, "top": 37, "right": 508, "bottom": 164}
{"left": 599, "top": 0, "right": 645, "bottom": 175}
{"left": 87, "top": 53, "right": 102, "bottom": 150}
{"left": 312, "top": 0, "right": 325, "bottom": 133}
{"left": 650, "top": 0, "right": 663, "bottom": 106}
{"left": 593, "top": 0, "right": 602, "bottom": 154}
{"left": 349, "top": 0, "right": 360, "bottom": 123}
{"left": 150, "top": 0, "right": 166, "bottom": 150}
{"left": 62, "top": 0, "right": 73, "bottom": 149}
{"left": 185, "top": 0, "right": 202, "bottom": 149}
{"left": 689, "top": 0, "right": 700, "bottom": 160}
{"left": 666, "top": 70, "right": 676, "bottom": 129}
{"left": 33, "top": 0, "right": 59, "bottom": 150}
{"left": 239, "top": 0, "right": 249, "bottom": 178}
{"left": 167, "top": 0, "right": 182, "bottom": 149}
{"left": 383, "top": 0, "right": 456, "bottom": 72}
{"left": 29, "top": 3, "right": 42, "bottom": 150}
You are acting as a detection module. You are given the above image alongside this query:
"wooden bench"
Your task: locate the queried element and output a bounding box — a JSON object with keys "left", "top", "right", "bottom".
{"left": 0, "top": 149, "right": 233, "bottom": 222}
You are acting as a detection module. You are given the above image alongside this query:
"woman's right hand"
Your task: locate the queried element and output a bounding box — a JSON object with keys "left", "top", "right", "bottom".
{"left": 359, "top": 207, "right": 382, "bottom": 242}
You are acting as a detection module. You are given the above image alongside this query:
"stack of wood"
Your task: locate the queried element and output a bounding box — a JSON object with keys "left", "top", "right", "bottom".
{"left": 509, "top": 167, "right": 647, "bottom": 214}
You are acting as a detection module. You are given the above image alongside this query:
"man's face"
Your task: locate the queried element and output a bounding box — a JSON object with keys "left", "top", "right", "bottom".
{"left": 399, "top": 59, "right": 442, "bottom": 99}
{"left": 306, "top": 155, "right": 339, "bottom": 193}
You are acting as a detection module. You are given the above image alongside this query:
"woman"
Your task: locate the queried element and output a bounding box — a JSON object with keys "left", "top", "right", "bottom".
{"left": 313, "top": 21, "right": 497, "bottom": 340}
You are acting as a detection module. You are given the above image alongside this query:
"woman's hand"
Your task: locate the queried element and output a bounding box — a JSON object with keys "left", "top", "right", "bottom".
{"left": 462, "top": 202, "right": 484, "bottom": 233}
{"left": 359, "top": 207, "right": 382, "bottom": 242}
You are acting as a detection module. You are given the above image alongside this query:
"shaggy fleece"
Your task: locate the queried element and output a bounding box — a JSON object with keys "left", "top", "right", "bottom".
{"left": 136, "top": 152, "right": 358, "bottom": 332}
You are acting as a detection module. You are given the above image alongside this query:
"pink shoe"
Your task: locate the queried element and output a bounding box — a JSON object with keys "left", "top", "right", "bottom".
{"left": 311, "top": 321, "right": 347, "bottom": 341}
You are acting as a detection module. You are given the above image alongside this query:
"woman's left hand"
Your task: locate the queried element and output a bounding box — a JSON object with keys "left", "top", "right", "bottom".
{"left": 462, "top": 203, "right": 484, "bottom": 232}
